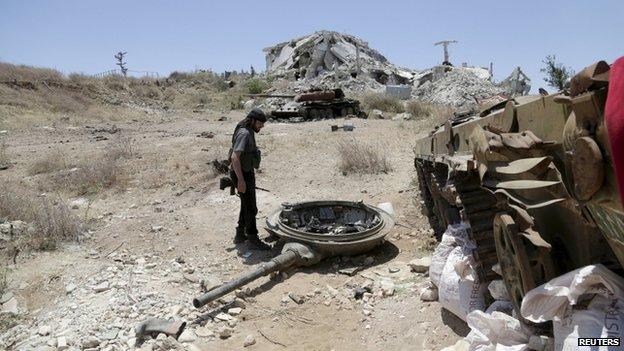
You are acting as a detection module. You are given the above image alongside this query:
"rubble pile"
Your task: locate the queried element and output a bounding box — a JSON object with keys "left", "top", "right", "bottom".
{"left": 263, "top": 30, "right": 415, "bottom": 95}
{"left": 0, "top": 250, "right": 234, "bottom": 350}
{"left": 259, "top": 31, "right": 506, "bottom": 110}
{"left": 413, "top": 67, "right": 504, "bottom": 107}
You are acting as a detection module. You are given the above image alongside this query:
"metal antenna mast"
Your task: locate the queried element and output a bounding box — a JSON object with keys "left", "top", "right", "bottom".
{"left": 434, "top": 40, "right": 458, "bottom": 66}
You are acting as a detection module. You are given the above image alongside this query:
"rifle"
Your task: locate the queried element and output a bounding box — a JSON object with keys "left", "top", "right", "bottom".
{"left": 219, "top": 176, "right": 270, "bottom": 195}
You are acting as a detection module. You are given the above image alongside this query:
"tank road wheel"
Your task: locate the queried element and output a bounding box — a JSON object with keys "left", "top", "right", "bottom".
{"left": 493, "top": 213, "right": 555, "bottom": 313}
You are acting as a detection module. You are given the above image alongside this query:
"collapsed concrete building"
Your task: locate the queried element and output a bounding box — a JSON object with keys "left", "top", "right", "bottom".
{"left": 260, "top": 31, "right": 518, "bottom": 109}
{"left": 263, "top": 31, "right": 414, "bottom": 89}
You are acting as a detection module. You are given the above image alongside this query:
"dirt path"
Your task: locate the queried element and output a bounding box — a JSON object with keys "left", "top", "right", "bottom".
{"left": 1, "top": 112, "right": 466, "bottom": 350}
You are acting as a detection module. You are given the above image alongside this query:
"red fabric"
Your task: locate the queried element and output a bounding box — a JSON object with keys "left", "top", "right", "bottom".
{"left": 605, "top": 56, "right": 624, "bottom": 203}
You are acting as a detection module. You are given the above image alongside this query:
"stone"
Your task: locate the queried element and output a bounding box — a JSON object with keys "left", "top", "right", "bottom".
{"left": 363, "top": 256, "right": 375, "bottom": 266}
{"left": 392, "top": 112, "right": 413, "bottom": 120}
{"left": 201, "top": 276, "right": 222, "bottom": 292}
{"left": 243, "top": 334, "right": 256, "bottom": 347}
{"left": 57, "top": 336, "right": 69, "bottom": 350}
{"left": 231, "top": 298, "right": 247, "bottom": 309}
{"left": 388, "top": 266, "right": 400, "bottom": 274}
{"left": 47, "top": 338, "right": 57, "bottom": 347}
{"left": 102, "top": 328, "right": 118, "bottom": 340}
{"left": 369, "top": 109, "right": 384, "bottom": 119}
{"left": 126, "top": 337, "right": 137, "bottom": 348}
{"left": 215, "top": 312, "right": 231, "bottom": 321}
{"left": 227, "top": 319, "right": 238, "bottom": 328}
{"left": 70, "top": 198, "right": 88, "bottom": 209}
{"left": 379, "top": 279, "right": 395, "bottom": 297}
{"left": 0, "top": 292, "right": 13, "bottom": 304}
{"left": 528, "top": 335, "right": 554, "bottom": 351}
{"left": 82, "top": 337, "right": 100, "bottom": 349}
{"left": 151, "top": 226, "right": 163, "bottom": 232}
{"left": 228, "top": 307, "right": 242, "bottom": 316}
{"left": 419, "top": 286, "right": 438, "bottom": 301}
{"left": 177, "top": 329, "right": 197, "bottom": 343}
{"left": 92, "top": 281, "right": 110, "bottom": 293}
{"left": 217, "top": 326, "right": 233, "bottom": 339}
{"left": 65, "top": 283, "right": 76, "bottom": 294}
{"left": 362, "top": 309, "right": 372, "bottom": 316}
{"left": 408, "top": 257, "right": 431, "bottom": 273}
{"left": 195, "top": 326, "right": 214, "bottom": 338}
{"left": 167, "top": 305, "right": 182, "bottom": 317}
{"left": 38, "top": 325, "right": 51, "bottom": 336}
{"left": 1, "top": 297, "right": 18, "bottom": 314}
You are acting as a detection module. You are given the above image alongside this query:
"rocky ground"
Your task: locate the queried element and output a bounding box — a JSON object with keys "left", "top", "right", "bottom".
{"left": 0, "top": 110, "right": 470, "bottom": 350}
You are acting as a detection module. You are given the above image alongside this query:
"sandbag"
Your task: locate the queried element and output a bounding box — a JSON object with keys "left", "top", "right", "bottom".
{"left": 439, "top": 244, "right": 487, "bottom": 320}
{"left": 521, "top": 264, "right": 624, "bottom": 351}
{"left": 430, "top": 221, "right": 471, "bottom": 286}
{"left": 465, "top": 310, "right": 531, "bottom": 351}
{"left": 488, "top": 280, "right": 510, "bottom": 302}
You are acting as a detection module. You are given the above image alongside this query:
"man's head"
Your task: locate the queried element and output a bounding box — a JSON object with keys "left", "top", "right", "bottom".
{"left": 247, "top": 108, "right": 266, "bottom": 133}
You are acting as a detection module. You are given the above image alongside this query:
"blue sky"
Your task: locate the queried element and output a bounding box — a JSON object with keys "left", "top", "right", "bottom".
{"left": 1, "top": 0, "right": 622, "bottom": 91}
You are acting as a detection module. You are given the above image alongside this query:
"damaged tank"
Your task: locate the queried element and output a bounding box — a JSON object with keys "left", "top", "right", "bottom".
{"left": 251, "top": 88, "right": 365, "bottom": 121}
{"left": 413, "top": 60, "right": 624, "bottom": 314}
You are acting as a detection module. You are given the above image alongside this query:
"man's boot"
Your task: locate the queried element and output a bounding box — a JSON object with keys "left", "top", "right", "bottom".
{"left": 247, "top": 234, "right": 272, "bottom": 251}
{"left": 233, "top": 227, "right": 247, "bottom": 244}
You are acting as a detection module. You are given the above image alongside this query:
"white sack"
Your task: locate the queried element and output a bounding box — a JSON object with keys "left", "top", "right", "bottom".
{"left": 465, "top": 310, "right": 531, "bottom": 351}
{"left": 521, "top": 264, "right": 624, "bottom": 351}
{"left": 439, "top": 245, "right": 487, "bottom": 320}
{"left": 430, "top": 221, "right": 471, "bottom": 286}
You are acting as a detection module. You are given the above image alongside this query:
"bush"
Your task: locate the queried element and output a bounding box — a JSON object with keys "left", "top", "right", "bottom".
{"left": 0, "top": 183, "right": 82, "bottom": 251}
{"left": 0, "top": 62, "right": 63, "bottom": 82}
{"left": 246, "top": 78, "right": 269, "bottom": 94}
{"left": 28, "top": 150, "right": 66, "bottom": 175}
{"left": 405, "top": 100, "right": 434, "bottom": 117}
{"left": 337, "top": 139, "right": 392, "bottom": 174}
{"left": 65, "top": 154, "right": 125, "bottom": 195}
{"left": 362, "top": 92, "right": 404, "bottom": 113}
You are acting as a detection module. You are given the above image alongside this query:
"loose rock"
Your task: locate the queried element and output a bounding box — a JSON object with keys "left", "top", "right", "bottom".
{"left": 243, "top": 334, "right": 256, "bottom": 347}
{"left": 408, "top": 257, "right": 431, "bottom": 273}
{"left": 217, "top": 326, "right": 233, "bottom": 339}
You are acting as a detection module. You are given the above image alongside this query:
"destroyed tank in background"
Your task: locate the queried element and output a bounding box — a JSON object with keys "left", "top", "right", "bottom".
{"left": 252, "top": 88, "right": 365, "bottom": 121}
{"left": 413, "top": 60, "right": 623, "bottom": 314}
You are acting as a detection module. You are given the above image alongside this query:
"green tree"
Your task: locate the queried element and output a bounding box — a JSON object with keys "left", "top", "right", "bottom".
{"left": 540, "top": 55, "right": 574, "bottom": 90}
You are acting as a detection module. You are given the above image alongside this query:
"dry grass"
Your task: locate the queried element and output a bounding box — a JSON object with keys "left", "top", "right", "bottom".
{"left": 0, "top": 140, "right": 8, "bottom": 167}
{"left": 40, "top": 144, "right": 130, "bottom": 196}
{"left": 361, "top": 92, "right": 405, "bottom": 113}
{"left": 0, "top": 62, "right": 63, "bottom": 82}
{"left": 0, "top": 183, "right": 82, "bottom": 252}
{"left": 28, "top": 149, "right": 66, "bottom": 175}
{"left": 405, "top": 99, "right": 435, "bottom": 118}
{"left": 337, "top": 139, "right": 392, "bottom": 174}
{"left": 63, "top": 154, "right": 127, "bottom": 195}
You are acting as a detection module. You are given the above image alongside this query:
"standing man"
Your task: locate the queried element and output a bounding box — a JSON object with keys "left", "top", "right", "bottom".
{"left": 229, "top": 108, "right": 271, "bottom": 250}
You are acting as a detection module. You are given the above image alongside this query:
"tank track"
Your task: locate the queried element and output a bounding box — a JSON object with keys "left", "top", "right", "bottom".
{"left": 454, "top": 177, "right": 501, "bottom": 284}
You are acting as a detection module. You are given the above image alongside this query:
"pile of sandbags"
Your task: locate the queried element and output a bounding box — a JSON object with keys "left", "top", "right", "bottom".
{"left": 429, "top": 222, "right": 488, "bottom": 321}
{"left": 522, "top": 264, "right": 624, "bottom": 350}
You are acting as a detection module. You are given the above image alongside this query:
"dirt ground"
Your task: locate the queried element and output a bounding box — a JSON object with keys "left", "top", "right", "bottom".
{"left": 1, "top": 110, "right": 469, "bottom": 350}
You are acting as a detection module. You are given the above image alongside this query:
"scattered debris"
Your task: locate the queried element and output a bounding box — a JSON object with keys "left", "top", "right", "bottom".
{"left": 197, "top": 131, "right": 215, "bottom": 138}
{"left": 408, "top": 256, "right": 431, "bottom": 273}
{"left": 288, "top": 292, "right": 304, "bottom": 305}
{"left": 331, "top": 123, "right": 355, "bottom": 132}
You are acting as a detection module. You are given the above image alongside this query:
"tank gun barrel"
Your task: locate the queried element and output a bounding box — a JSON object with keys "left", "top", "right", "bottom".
{"left": 193, "top": 243, "right": 321, "bottom": 308}
{"left": 246, "top": 94, "right": 296, "bottom": 98}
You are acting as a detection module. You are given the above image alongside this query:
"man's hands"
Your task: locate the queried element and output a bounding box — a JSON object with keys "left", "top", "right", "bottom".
{"left": 237, "top": 179, "right": 246, "bottom": 194}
